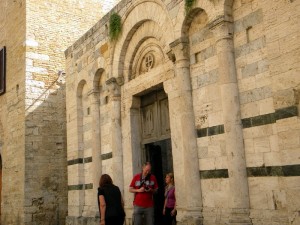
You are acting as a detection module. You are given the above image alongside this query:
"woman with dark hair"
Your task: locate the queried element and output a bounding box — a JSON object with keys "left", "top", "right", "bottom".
{"left": 98, "top": 174, "right": 125, "bottom": 225}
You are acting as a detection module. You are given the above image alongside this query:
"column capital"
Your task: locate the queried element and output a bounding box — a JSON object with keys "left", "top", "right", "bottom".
{"left": 209, "top": 15, "right": 234, "bottom": 42}
{"left": 106, "top": 77, "right": 123, "bottom": 98}
{"left": 87, "top": 89, "right": 100, "bottom": 104}
{"left": 169, "top": 37, "right": 190, "bottom": 63}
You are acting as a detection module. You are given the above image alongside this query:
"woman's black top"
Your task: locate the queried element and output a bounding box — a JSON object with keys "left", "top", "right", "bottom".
{"left": 98, "top": 184, "right": 125, "bottom": 219}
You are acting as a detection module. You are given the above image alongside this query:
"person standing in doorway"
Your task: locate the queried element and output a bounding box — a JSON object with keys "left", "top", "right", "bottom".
{"left": 162, "top": 173, "right": 176, "bottom": 225}
{"left": 98, "top": 174, "right": 125, "bottom": 225}
{"left": 129, "top": 162, "right": 158, "bottom": 225}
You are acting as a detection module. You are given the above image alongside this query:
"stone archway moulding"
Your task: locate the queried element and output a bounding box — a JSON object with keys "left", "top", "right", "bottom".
{"left": 76, "top": 79, "right": 88, "bottom": 97}
{"left": 92, "top": 68, "right": 105, "bottom": 92}
{"left": 174, "top": 0, "right": 233, "bottom": 38}
{"left": 122, "top": 21, "right": 168, "bottom": 82}
{"left": 111, "top": 0, "right": 174, "bottom": 79}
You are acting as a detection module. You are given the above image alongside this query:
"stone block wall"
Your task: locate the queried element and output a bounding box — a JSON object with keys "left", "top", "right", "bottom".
{"left": 23, "top": 0, "right": 119, "bottom": 223}
{"left": 65, "top": 19, "right": 113, "bottom": 221}
{"left": 0, "top": 0, "right": 26, "bottom": 224}
{"left": 0, "top": 0, "right": 119, "bottom": 224}
{"left": 232, "top": 0, "right": 300, "bottom": 224}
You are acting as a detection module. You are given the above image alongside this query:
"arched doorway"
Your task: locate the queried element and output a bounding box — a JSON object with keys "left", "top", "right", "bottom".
{"left": 140, "top": 87, "right": 173, "bottom": 225}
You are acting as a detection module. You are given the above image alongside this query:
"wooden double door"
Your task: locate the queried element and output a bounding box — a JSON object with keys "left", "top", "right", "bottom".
{"left": 140, "top": 89, "right": 174, "bottom": 225}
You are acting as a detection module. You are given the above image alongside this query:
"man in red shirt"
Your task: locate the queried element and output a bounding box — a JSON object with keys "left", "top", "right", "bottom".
{"left": 129, "top": 162, "right": 158, "bottom": 225}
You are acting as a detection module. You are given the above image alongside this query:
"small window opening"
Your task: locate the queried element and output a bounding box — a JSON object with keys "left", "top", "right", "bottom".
{"left": 246, "top": 26, "right": 253, "bottom": 43}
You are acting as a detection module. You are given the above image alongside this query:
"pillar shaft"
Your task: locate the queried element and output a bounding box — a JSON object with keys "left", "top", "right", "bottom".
{"left": 106, "top": 78, "right": 124, "bottom": 193}
{"left": 210, "top": 18, "right": 251, "bottom": 224}
{"left": 90, "top": 91, "right": 102, "bottom": 190}
{"left": 166, "top": 37, "right": 202, "bottom": 223}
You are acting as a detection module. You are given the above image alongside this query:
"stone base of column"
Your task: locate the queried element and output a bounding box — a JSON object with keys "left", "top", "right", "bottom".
{"left": 177, "top": 216, "right": 203, "bottom": 225}
{"left": 176, "top": 208, "right": 203, "bottom": 225}
{"left": 66, "top": 216, "right": 99, "bottom": 225}
{"left": 229, "top": 208, "right": 252, "bottom": 225}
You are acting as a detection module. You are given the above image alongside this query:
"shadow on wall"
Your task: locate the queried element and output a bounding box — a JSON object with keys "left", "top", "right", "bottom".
{"left": 1, "top": 72, "right": 68, "bottom": 225}
{"left": 26, "top": 72, "right": 67, "bottom": 225}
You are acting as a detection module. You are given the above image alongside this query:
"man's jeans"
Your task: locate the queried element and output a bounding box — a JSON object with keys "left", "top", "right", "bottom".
{"left": 133, "top": 205, "right": 154, "bottom": 225}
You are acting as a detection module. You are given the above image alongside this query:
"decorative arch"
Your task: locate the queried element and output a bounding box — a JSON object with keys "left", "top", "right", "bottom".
{"left": 111, "top": 0, "right": 174, "bottom": 79}
{"left": 175, "top": 0, "right": 233, "bottom": 39}
{"left": 77, "top": 79, "right": 88, "bottom": 98}
{"left": 76, "top": 79, "right": 88, "bottom": 155}
{"left": 75, "top": 79, "right": 90, "bottom": 215}
{"left": 92, "top": 68, "right": 105, "bottom": 92}
{"left": 120, "top": 20, "right": 168, "bottom": 82}
{"left": 181, "top": 8, "right": 206, "bottom": 37}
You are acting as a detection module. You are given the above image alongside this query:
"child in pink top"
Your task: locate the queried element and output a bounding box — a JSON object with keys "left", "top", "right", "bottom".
{"left": 163, "top": 173, "right": 176, "bottom": 225}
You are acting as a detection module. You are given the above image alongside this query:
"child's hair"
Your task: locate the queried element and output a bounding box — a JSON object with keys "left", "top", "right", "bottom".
{"left": 166, "top": 172, "right": 174, "bottom": 185}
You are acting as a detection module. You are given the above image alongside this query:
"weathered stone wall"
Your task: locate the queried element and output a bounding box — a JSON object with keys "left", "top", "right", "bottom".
{"left": 0, "top": 0, "right": 26, "bottom": 224}
{"left": 233, "top": 0, "right": 300, "bottom": 224}
{"left": 0, "top": 0, "right": 118, "bottom": 224}
{"left": 65, "top": 0, "right": 300, "bottom": 224}
{"left": 24, "top": 0, "right": 118, "bottom": 224}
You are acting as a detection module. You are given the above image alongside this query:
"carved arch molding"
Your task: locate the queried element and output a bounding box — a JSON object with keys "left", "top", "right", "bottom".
{"left": 130, "top": 37, "right": 165, "bottom": 80}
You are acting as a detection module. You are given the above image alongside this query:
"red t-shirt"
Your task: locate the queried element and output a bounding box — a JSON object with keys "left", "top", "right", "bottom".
{"left": 129, "top": 173, "right": 158, "bottom": 208}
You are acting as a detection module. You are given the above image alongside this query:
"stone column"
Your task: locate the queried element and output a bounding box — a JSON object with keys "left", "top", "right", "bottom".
{"left": 89, "top": 91, "right": 102, "bottom": 185}
{"left": 165, "top": 37, "right": 203, "bottom": 225}
{"left": 88, "top": 90, "right": 102, "bottom": 213}
{"left": 122, "top": 95, "right": 142, "bottom": 225}
{"left": 106, "top": 77, "right": 124, "bottom": 193}
{"left": 209, "top": 17, "right": 252, "bottom": 224}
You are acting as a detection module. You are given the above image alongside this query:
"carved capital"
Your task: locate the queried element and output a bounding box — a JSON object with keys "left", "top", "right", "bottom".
{"left": 106, "top": 77, "right": 122, "bottom": 97}
{"left": 209, "top": 16, "right": 234, "bottom": 42}
{"left": 169, "top": 37, "right": 190, "bottom": 63}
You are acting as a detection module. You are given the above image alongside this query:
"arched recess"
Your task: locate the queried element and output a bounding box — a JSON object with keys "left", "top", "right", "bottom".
{"left": 77, "top": 80, "right": 88, "bottom": 157}
{"left": 111, "top": 0, "right": 175, "bottom": 79}
{"left": 173, "top": 0, "right": 233, "bottom": 39}
{"left": 93, "top": 68, "right": 109, "bottom": 105}
{"left": 89, "top": 68, "right": 108, "bottom": 212}
{"left": 92, "top": 68, "right": 104, "bottom": 92}
{"left": 121, "top": 20, "right": 169, "bottom": 82}
{"left": 75, "top": 79, "right": 88, "bottom": 215}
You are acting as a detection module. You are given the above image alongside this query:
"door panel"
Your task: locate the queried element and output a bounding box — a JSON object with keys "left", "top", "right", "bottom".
{"left": 141, "top": 90, "right": 170, "bottom": 143}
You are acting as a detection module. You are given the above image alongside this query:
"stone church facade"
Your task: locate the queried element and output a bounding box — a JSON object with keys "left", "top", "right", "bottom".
{"left": 0, "top": 0, "right": 298, "bottom": 225}
{"left": 65, "top": 0, "right": 300, "bottom": 225}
